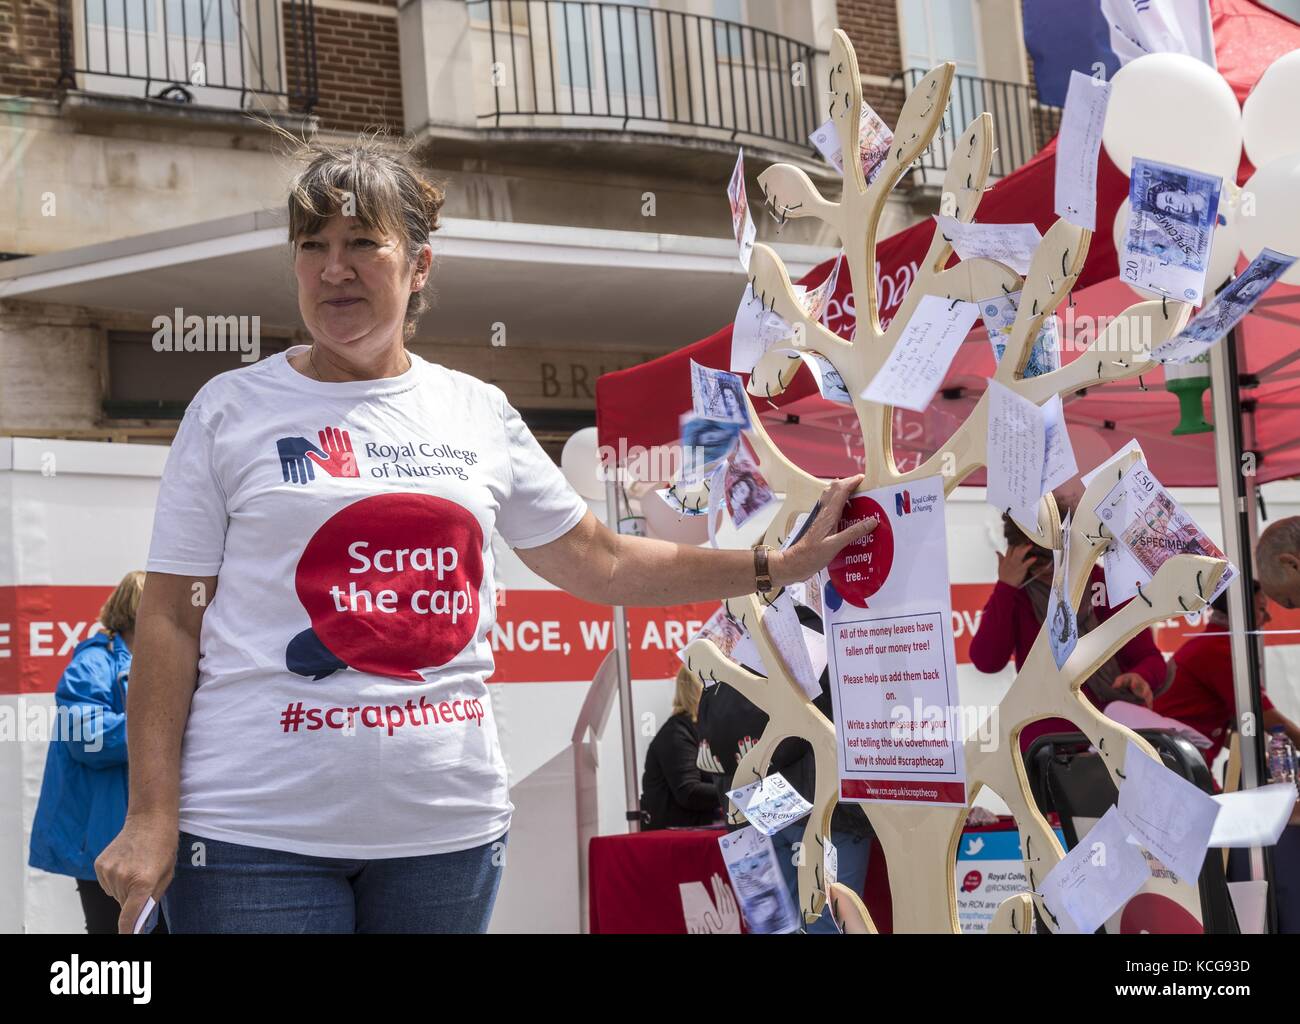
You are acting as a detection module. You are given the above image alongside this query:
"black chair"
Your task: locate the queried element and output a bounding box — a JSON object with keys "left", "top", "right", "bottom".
{"left": 1023, "top": 730, "right": 1239, "bottom": 934}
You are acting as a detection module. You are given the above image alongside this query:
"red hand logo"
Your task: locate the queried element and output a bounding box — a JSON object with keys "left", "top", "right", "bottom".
{"left": 306, "top": 426, "right": 359, "bottom": 478}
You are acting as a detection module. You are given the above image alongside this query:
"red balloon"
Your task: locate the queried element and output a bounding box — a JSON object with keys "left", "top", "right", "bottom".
{"left": 295, "top": 493, "right": 484, "bottom": 681}
{"left": 828, "top": 496, "right": 894, "bottom": 607}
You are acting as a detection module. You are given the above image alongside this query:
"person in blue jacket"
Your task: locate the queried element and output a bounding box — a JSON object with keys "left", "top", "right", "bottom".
{"left": 28, "top": 571, "right": 162, "bottom": 933}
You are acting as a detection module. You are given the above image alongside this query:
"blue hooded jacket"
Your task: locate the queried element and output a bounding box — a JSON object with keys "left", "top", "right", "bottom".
{"left": 28, "top": 630, "right": 131, "bottom": 880}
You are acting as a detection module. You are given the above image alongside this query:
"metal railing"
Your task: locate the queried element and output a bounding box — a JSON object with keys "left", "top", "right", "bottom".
{"left": 468, "top": 0, "right": 820, "bottom": 148}
{"left": 896, "top": 67, "right": 1061, "bottom": 181}
{"left": 57, "top": 0, "right": 318, "bottom": 110}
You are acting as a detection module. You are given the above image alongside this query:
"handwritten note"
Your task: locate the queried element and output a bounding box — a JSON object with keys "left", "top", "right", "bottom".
{"left": 1054, "top": 71, "right": 1112, "bottom": 231}
{"left": 1118, "top": 739, "right": 1221, "bottom": 885}
{"left": 763, "top": 590, "right": 821, "bottom": 699}
{"left": 936, "top": 216, "right": 1043, "bottom": 275}
{"left": 985, "top": 378, "right": 1047, "bottom": 525}
{"left": 1040, "top": 394, "right": 1078, "bottom": 494}
{"left": 1040, "top": 806, "right": 1150, "bottom": 935}
{"left": 861, "top": 295, "right": 980, "bottom": 412}
{"left": 731, "top": 284, "right": 794, "bottom": 373}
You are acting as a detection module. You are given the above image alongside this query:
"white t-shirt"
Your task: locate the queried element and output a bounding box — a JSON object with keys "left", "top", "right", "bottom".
{"left": 146, "top": 346, "right": 589, "bottom": 858}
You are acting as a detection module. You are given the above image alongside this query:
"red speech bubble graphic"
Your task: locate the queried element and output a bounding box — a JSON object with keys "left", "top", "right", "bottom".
{"left": 961, "top": 870, "right": 982, "bottom": 893}
{"left": 294, "top": 493, "right": 484, "bottom": 681}
{"left": 827, "top": 496, "right": 893, "bottom": 607}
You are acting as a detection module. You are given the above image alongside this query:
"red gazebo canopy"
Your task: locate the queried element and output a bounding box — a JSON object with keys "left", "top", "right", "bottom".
{"left": 595, "top": 0, "right": 1300, "bottom": 487}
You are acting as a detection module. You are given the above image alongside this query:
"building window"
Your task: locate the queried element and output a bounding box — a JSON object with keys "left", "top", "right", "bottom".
{"left": 103, "top": 330, "right": 291, "bottom": 419}
{"left": 554, "top": 0, "right": 658, "bottom": 100}
{"left": 899, "top": 0, "right": 981, "bottom": 77}
{"left": 75, "top": 0, "right": 284, "bottom": 109}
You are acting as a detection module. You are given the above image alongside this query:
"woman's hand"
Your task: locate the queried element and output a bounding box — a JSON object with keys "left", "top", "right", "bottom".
{"left": 773, "top": 475, "right": 878, "bottom": 586}
{"left": 996, "top": 543, "right": 1039, "bottom": 588}
{"left": 95, "top": 814, "right": 178, "bottom": 934}
{"left": 1112, "top": 672, "right": 1154, "bottom": 709}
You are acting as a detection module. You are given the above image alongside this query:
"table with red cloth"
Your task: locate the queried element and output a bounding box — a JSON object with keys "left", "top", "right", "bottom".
{"left": 588, "top": 818, "right": 1052, "bottom": 933}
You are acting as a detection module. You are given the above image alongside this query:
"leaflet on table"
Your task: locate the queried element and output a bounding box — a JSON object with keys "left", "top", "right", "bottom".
{"left": 690, "top": 360, "right": 751, "bottom": 427}
{"left": 824, "top": 475, "right": 967, "bottom": 806}
{"left": 985, "top": 379, "right": 1047, "bottom": 526}
{"left": 1047, "top": 511, "right": 1078, "bottom": 670}
{"left": 1094, "top": 459, "right": 1235, "bottom": 605}
{"left": 860, "top": 295, "right": 981, "bottom": 413}
{"left": 717, "top": 826, "right": 802, "bottom": 933}
{"left": 1102, "top": 701, "right": 1212, "bottom": 749}
{"left": 808, "top": 101, "right": 893, "bottom": 185}
{"left": 1120, "top": 157, "right": 1221, "bottom": 305}
{"left": 1054, "top": 71, "right": 1112, "bottom": 231}
{"left": 727, "top": 149, "right": 756, "bottom": 270}
{"left": 773, "top": 347, "right": 852, "bottom": 405}
{"left": 726, "top": 772, "right": 813, "bottom": 836}
{"left": 731, "top": 283, "right": 795, "bottom": 373}
{"left": 980, "top": 290, "right": 1061, "bottom": 379}
{"left": 1040, "top": 806, "right": 1151, "bottom": 935}
{"left": 1152, "top": 248, "right": 1297, "bottom": 364}
{"left": 935, "top": 216, "right": 1042, "bottom": 276}
{"left": 1118, "top": 739, "right": 1220, "bottom": 885}
{"left": 1208, "top": 783, "right": 1298, "bottom": 848}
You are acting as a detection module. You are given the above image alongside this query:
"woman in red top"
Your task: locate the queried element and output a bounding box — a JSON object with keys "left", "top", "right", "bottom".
{"left": 1156, "top": 582, "right": 1300, "bottom": 768}
{"left": 970, "top": 514, "right": 1169, "bottom": 749}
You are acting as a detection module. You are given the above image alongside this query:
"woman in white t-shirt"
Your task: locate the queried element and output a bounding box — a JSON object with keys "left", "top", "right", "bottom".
{"left": 94, "top": 133, "right": 876, "bottom": 934}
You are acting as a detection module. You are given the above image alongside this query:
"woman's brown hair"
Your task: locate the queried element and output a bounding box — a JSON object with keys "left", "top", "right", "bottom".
{"left": 264, "top": 123, "right": 447, "bottom": 341}
{"left": 99, "top": 571, "right": 145, "bottom": 635}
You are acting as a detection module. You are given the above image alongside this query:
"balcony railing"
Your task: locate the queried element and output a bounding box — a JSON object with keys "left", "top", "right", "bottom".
{"left": 57, "top": 0, "right": 318, "bottom": 111}
{"left": 468, "top": 0, "right": 820, "bottom": 150}
{"left": 896, "top": 67, "right": 1061, "bottom": 182}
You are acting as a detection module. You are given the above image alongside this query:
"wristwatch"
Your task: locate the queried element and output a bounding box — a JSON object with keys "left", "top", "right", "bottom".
{"left": 753, "top": 545, "right": 774, "bottom": 593}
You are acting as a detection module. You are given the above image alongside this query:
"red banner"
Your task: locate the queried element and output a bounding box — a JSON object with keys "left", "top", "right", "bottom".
{"left": 3, "top": 584, "right": 1296, "bottom": 694}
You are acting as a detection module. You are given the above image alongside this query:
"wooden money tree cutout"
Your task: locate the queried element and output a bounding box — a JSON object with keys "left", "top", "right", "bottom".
{"left": 673, "top": 30, "right": 1227, "bottom": 932}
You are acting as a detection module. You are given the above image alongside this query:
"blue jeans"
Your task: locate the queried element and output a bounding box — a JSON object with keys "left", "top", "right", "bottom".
{"left": 770, "top": 822, "right": 871, "bottom": 934}
{"left": 162, "top": 830, "right": 508, "bottom": 933}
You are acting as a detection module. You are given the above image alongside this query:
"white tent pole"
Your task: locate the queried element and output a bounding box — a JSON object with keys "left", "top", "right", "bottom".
{"left": 604, "top": 472, "right": 643, "bottom": 832}
{"left": 1209, "top": 327, "right": 1268, "bottom": 889}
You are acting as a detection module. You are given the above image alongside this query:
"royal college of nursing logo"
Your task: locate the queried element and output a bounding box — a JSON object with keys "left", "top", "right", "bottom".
{"left": 275, "top": 427, "right": 360, "bottom": 485}
{"left": 895, "top": 489, "right": 912, "bottom": 516}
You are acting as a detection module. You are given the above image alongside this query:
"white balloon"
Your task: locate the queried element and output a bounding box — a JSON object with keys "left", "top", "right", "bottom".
{"left": 560, "top": 426, "right": 604, "bottom": 501}
{"left": 639, "top": 488, "right": 721, "bottom": 544}
{"left": 1112, "top": 183, "right": 1242, "bottom": 298}
{"left": 1239, "top": 154, "right": 1300, "bottom": 287}
{"left": 1102, "top": 53, "right": 1242, "bottom": 179}
{"left": 1242, "top": 50, "right": 1300, "bottom": 170}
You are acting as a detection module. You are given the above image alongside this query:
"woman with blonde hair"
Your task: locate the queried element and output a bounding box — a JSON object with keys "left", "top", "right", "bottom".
{"left": 640, "top": 667, "right": 721, "bottom": 830}
{"left": 29, "top": 571, "right": 159, "bottom": 933}
{"left": 94, "top": 130, "right": 875, "bottom": 933}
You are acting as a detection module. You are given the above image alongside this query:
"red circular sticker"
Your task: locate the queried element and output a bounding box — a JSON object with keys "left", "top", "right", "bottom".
{"left": 827, "top": 496, "right": 893, "bottom": 607}
{"left": 1119, "top": 893, "right": 1203, "bottom": 934}
{"left": 293, "top": 493, "right": 484, "bottom": 681}
{"left": 961, "top": 870, "right": 982, "bottom": 893}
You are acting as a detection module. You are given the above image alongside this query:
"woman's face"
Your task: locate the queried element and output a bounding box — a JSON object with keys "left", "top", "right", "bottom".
{"left": 732, "top": 479, "right": 752, "bottom": 506}
{"left": 294, "top": 213, "right": 430, "bottom": 356}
